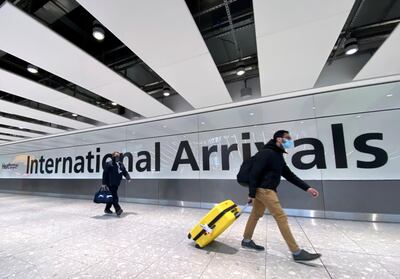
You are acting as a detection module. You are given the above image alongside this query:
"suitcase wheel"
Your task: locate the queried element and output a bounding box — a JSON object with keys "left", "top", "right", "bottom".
{"left": 195, "top": 244, "right": 201, "bottom": 249}
{"left": 187, "top": 233, "right": 192, "bottom": 239}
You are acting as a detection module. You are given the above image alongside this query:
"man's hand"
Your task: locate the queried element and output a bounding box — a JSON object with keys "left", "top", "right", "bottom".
{"left": 248, "top": 197, "right": 255, "bottom": 204}
{"left": 307, "top": 187, "right": 319, "bottom": 198}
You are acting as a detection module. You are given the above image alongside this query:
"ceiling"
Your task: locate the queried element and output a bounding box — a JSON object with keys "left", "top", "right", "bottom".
{"left": 0, "top": 0, "right": 399, "bottom": 144}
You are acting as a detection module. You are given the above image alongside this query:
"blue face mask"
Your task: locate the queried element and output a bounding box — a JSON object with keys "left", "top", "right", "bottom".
{"left": 282, "top": 139, "right": 294, "bottom": 149}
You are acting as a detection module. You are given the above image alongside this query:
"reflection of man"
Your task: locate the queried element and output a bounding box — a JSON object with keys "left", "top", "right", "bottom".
{"left": 102, "top": 152, "right": 131, "bottom": 216}
{"left": 242, "top": 130, "right": 321, "bottom": 262}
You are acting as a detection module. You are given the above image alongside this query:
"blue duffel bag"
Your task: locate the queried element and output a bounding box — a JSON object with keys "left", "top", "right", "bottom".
{"left": 93, "top": 185, "right": 113, "bottom": 204}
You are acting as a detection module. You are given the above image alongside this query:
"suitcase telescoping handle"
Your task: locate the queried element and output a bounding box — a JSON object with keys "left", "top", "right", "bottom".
{"left": 234, "top": 200, "right": 252, "bottom": 218}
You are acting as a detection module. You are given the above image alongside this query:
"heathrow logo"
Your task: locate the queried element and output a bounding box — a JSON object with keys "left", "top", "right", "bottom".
{"left": 2, "top": 163, "right": 19, "bottom": 170}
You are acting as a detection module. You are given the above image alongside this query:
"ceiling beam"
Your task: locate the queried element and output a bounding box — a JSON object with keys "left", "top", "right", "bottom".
{"left": 0, "top": 116, "right": 65, "bottom": 134}
{"left": 254, "top": 0, "right": 354, "bottom": 96}
{"left": 77, "top": 0, "right": 232, "bottom": 108}
{"left": 0, "top": 2, "right": 173, "bottom": 118}
{"left": 0, "top": 99, "right": 94, "bottom": 129}
{"left": 0, "top": 68, "right": 130, "bottom": 125}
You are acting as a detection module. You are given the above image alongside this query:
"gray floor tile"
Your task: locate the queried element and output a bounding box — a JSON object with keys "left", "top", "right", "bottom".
{"left": 1, "top": 193, "right": 400, "bottom": 279}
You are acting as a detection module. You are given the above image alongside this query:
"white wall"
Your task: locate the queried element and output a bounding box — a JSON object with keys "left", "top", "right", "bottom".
{"left": 1, "top": 80, "right": 399, "bottom": 181}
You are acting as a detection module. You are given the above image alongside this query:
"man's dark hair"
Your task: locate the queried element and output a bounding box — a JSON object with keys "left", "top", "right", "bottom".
{"left": 273, "top": 130, "right": 289, "bottom": 141}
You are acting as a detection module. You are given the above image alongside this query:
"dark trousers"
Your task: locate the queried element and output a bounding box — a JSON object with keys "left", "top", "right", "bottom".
{"left": 105, "top": 186, "right": 121, "bottom": 212}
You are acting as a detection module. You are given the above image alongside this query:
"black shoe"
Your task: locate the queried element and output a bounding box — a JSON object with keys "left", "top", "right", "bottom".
{"left": 104, "top": 209, "right": 113, "bottom": 214}
{"left": 241, "top": 240, "right": 265, "bottom": 251}
{"left": 293, "top": 249, "right": 321, "bottom": 262}
{"left": 116, "top": 209, "right": 123, "bottom": 216}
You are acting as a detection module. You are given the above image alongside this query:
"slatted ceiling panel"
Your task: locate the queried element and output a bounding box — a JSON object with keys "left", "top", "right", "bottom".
{"left": 0, "top": 99, "right": 94, "bottom": 129}
{"left": 0, "top": 127, "right": 43, "bottom": 138}
{"left": 0, "top": 2, "right": 173, "bottom": 118}
{"left": 77, "top": 0, "right": 232, "bottom": 109}
{"left": 355, "top": 25, "right": 400, "bottom": 80}
{"left": 0, "top": 134, "right": 25, "bottom": 141}
{"left": 253, "top": 0, "right": 354, "bottom": 96}
{"left": 0, "top": 69, "right": 129, "bottom": 125}
{"left": 0, "top": 116, "right": 65, "bottom": 134}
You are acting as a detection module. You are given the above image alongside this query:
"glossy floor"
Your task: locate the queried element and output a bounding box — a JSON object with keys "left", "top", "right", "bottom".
{"left": 0, "top": 193, "right": 399, "bottom": 279}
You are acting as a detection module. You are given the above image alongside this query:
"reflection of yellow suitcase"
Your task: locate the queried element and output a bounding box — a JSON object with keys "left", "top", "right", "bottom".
{"left": 188, "top": 200, "right": 246, "bottom": 248}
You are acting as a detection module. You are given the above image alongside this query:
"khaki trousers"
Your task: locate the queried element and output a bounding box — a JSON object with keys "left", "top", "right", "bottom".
{"left": 243, "top": 188, "right": 299, "bottom": 253}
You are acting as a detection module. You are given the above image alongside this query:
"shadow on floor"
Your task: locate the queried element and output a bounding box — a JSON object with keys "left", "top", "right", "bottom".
{"left": 297, "top": 260, "right": 324, "bottom": 268}
{"left": 195, "top": 240, "right": 239, "bottom": 255}
{"left": 91, "top": 211, "right": 138, "bottom": 219}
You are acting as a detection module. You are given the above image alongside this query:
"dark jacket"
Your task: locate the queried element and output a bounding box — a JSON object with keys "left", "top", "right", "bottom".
{"left": 248, "top": 139, "right": 310, "bottom": 198}
{"left": 102, "top": 160, "right": 130, "bottom": 187}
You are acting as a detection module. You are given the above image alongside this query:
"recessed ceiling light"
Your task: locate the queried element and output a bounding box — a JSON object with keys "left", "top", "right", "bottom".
{"left": 19, "top": 127, "right": 24, "bottom": 129}
{"left": 111, "top": 102, "right": 117, "bottom": 106}
{"left": 162, "top": 125, "right": 167, "bottom": 128}
{"left": 27, "top": 64, "right": 38, "bottom": 74}
{"left": 92, "top": 26, "right": 105, "bottom": 41}
{"left": 163, "top": 88, "right": 171, "bottom": 97}
{"left": 386, "top": 94, "right": 393, "bottom": 97}
{"left": 356, "top": 115, "right": 361, "bottom": 118}
{"left": 236, "top": 66, "right": 245, "bottom": 76}
{"left": 249, "top": 112, "right": 254, "bottom": 116}
{"left": 344, "top": 38, "right": 358, "bottom": 55}
{"left": 200, "top": 121, "right": 205, "bottom": 125}
{"left": 72, "top": 113, "right": 78, "bottom": 117}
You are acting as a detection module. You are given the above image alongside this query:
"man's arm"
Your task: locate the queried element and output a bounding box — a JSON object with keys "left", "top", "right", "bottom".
{"left": 248, "top": 152, "right": 269, "bottom": 198}
{"left": 281, "top": 164, "right": 310, "bottom": 191}
{"left": 121, "top": 163, "right": 131, "bottom": 180}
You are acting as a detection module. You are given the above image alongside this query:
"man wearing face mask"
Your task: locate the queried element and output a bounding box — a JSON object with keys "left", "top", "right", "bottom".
{"left": 241, "top": 130, "right": 321, "bottom": 262}
{"left": 102, "top": 151, "right": 131, "bottom": 216}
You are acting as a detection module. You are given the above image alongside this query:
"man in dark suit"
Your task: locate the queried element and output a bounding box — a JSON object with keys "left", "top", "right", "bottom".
{"left": 102, "top": 151, "right": 131, "bottom": 216}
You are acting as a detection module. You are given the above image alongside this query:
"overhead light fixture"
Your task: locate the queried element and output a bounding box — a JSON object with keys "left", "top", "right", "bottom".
{"left": 241, "top": 80, "right": 252, "bottom": 98}
{"left": 386, "top": 94, "right": 393, "bottom": 97}
{"left": 236, "top": 66, "right": 245, "bottom": 76}
{"left": 111, "top": 102, "right": 117, "bottom": 106}
{"left": 92, "top": 21, "right": 105, "bottom": 41}
{"left": 72, "top": 113, "right": 78, "bottom": 117}
{"left": 27, "top": 64, "right": 38, "bottom": 74}
{"left": 19, "top": 127, "right": 24, "bottom": 129}
{"left": 93, "top": 27, "right": 105, "bottom": 41}
{"left": 163, "top": 88, "right": 171, "bottom": 97}
{"left": 344, "top": 38, "right": 358, "bottom": 55}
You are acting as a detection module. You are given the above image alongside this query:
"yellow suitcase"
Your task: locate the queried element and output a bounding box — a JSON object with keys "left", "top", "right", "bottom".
{"left": 188, "top": 200, "right": 247, "bottom": 248}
